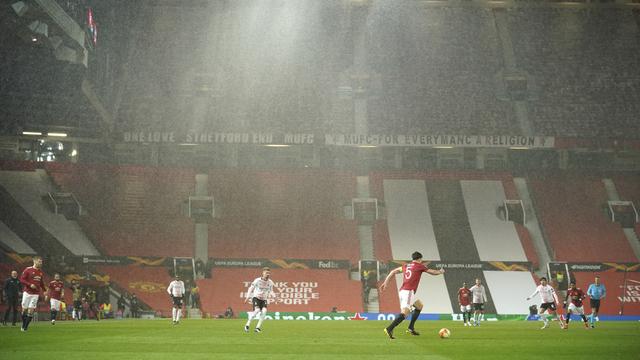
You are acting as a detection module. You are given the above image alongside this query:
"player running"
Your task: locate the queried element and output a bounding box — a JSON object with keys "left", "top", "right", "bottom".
{"left": 380, "top": 251, "right": 445, "bottom": 339}
{"left": 564, "top": 280, "right": 589, "bottom": 329}
{"left": 458, "top": 282, "right": 472, "bottom": 326}
{"left": 469, "top": 278, "right": 488, "bottom": 326}
{"left": 19, "top": 256, "right": 46, "bottom": 332}
{"left": 167, "top": 275, "right": 185, "bottom": 325}
{"left": 244, "top": 267, "right": 275, "bottom": 333}
{"left": 526, "top": 277, "right": 566, "bottom": 330}
{"left": 586, "top": 275, "right": 606, "bottom": 328}
{"left": 45, "top": 273, "right": 64, "bottom": 325}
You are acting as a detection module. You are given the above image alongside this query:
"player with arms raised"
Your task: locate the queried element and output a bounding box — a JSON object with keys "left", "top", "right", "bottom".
{"left": 244, "top": 267, "right": 275, "bottom": 333}
{"left": 564, "top": 280, "right": 589, "bottom": 329}
{"left": 380, "top": 251, "right": 445, "bottom": 339}
{"left": 45, "top": 273, "right": 64, "bottom": 325}
{"left": 19, "top": 256, "right": 46, "bottom": 332}
{"left": 526, "top": 277, "right": 565, "bottom": 329}
{"left": 458, "top": 282, "right": 472, "bottom": 326}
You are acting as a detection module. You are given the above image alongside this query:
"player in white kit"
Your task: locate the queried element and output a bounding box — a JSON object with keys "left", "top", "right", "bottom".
{"left": 469, "top": 278, "right": 488, "bottom": 326}
{"left": 167, "top": 275, "right": 186, "bottom": 325}
{"left": 244, "top": 267, "right": 275, "bottom": 333}
{"left": 526, "top": 277, "right": 566, "bottom": 329}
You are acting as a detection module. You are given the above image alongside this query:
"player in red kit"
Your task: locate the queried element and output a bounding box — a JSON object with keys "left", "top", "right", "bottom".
{"left": 380, "top": 251, "right": 445, "bottom": 339}
{"left": 19, "top": 256, "right": 46, "bottom": 332}
{"left": 45, "top": 273, "right": 64, "bottom": 325}
{"left": 564, "top": 280, "right": 589, "bottom": 329}
{"left": 458, "top": 282, "right": 472, "bottom": 326}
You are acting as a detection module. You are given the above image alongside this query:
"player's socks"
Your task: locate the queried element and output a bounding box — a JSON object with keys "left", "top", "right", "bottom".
{"left": 386, "top": 313, "right": 405, "bottom": 333}
{"left": 565, "top": 312, "right": 571, "bottom": 324}
{"left": 256, "top": 310, "right": 266, "bottom": 329}
{"left": 24, "top": 314, "right": 33, "bottom": 330}
{"left": 176, "top": 308, "right": 182, "bottom": 322}
{"left": 407, "top": 308, "right": 421, "bottom": 331}
{"left": 172, "top": 308, "right": 176, "bottom": 322}
{"left": 21, "top": 312, "right": 27, "bottom": 329}
{"left": 245, "top": 310, "right": 256, "bottom": 328}
{"left": 50, "top": 310, "right": 57, "bottom": 323}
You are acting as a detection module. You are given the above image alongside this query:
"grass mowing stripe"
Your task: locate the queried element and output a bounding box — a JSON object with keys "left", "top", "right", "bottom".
{"left": 0, "top": 319, "right": 638, "bottom": 360}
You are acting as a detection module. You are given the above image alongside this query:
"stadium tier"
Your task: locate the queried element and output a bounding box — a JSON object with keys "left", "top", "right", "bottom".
{"left": 369, "top": 171, "right": 536, "bottom": 264}
{"left": 196, "top": 268, "right": 363, "bottom": 316}
{"left": 367, "top": 6, "right": 516, "bottom": 135}
{"left": 529, "top": 174, "right": 637, "bottom": 262}
{"left": 369, "top": 171, "right": 537, "bottom": 313}
{"left": 207, "top": 170, "right": 359, "bottom": 262}
{"left": 509, "top": 8, "right": 640, "bottom": 138}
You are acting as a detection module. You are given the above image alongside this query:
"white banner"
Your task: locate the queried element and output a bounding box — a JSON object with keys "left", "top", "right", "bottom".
{"left": 324, "top": 134, "right": 555, "bottom": 148}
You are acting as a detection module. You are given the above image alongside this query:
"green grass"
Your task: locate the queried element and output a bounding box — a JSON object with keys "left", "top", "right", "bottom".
{"left": 1, "top": 319, "right": 639, "bottom": 359}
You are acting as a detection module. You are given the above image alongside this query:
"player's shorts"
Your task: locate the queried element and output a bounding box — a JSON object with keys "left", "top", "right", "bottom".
{"left": 74, "top": 300, "right": 82, "bottom": 309}
{"left": 540, "top": 302, "right": 557, "bottom": 311}
{"left": 473, "top": 303, "right": 484, "bottom": 311}
{"left": 252, "top": 297, "right": 268, "bottom": 310}
{"left": 21, "top": 293, "right": 39, "bottom": 309}
{"left": 460, "top": 304, "right": 472, "bottom": 312}
{"left": 172, "top": 296, "right": 183, "bottom": 307}
{"left": 590, "top": 299, "right": 601, "bottom": 312}
{"left": 398, "top": 289, "right": 420, "bottom": 311}
{"left": 50, "top": 298, "right": 62, "bottom": 311}
{"left": 568, "top": 303, "right": 585, "bottom": 315}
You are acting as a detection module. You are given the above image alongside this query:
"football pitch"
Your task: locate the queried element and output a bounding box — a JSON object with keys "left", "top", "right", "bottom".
{"left": 1, "top": 319, "right": 639, "bottom": 360}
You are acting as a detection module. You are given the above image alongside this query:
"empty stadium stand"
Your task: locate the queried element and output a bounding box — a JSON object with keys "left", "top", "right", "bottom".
{"left": 0, "top": 183, "right": 72, "bottom": 256}
{"left": 509, "top": 8, "right": 640, "bottom": 138}
{"left": 96, "top": 265, "right": 172, "bottom": 316}
{"left": 0, "top": 169, "right": 98, "bottom": 255}
{"left": 382, "top": 179, "right": 440, "bottom": 261}
{"left": 47, "top": 164, "right": 196, "bottom": 257}
{"left": 460, "top": 180, "right": 527, "bottom": 262}
{"left": 197, "top": 268, "right": 363, "bottom": 315}
{"left": 529, "top": 174, "right": 637, "bottom": 262}
{"left": 367, "top": 5, "right": 517, "bottom": 135}
{"left": 0, "top": 221, "right": 35, "bottom": 254}
{"left": 207, "top": 170, "right": 359, "bottom": 262}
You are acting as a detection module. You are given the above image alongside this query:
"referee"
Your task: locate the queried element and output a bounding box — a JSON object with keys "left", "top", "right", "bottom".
{"left": 587, "top": 275, "right": 606, "bottom": 328}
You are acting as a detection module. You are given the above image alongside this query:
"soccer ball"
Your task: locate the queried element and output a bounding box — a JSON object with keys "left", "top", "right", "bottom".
{"left": 438, "top": 328, "right": 451, "bottom": 339}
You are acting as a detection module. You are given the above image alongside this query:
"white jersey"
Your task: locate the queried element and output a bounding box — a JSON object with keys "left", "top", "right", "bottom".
{"left": 529, "top": 284, "right": 558, "bottom": 304}
{"left": 246, "top": 277, "right": 275, "bottom": 301}
{"left": 167, "top": 280, "right": 185, "bottom": 297}
{"left": 469, "top": 284, "right": 487, "bottom": 304}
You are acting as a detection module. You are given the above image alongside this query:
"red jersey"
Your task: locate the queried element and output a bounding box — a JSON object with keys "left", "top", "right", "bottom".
{"left": 400, "top": 261, "right": 428, "bottom": 292}
{"left": 458, "top": 287, "right": 471, "bottom": 306}
{"left": 567, "top": 288, "right": 585, "bottom": 307}
{"left": 48, "top": 280, "right": 64, "bottom": 300}
{"left": 20, "top": 266, "right": 46, "bottom": 295}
